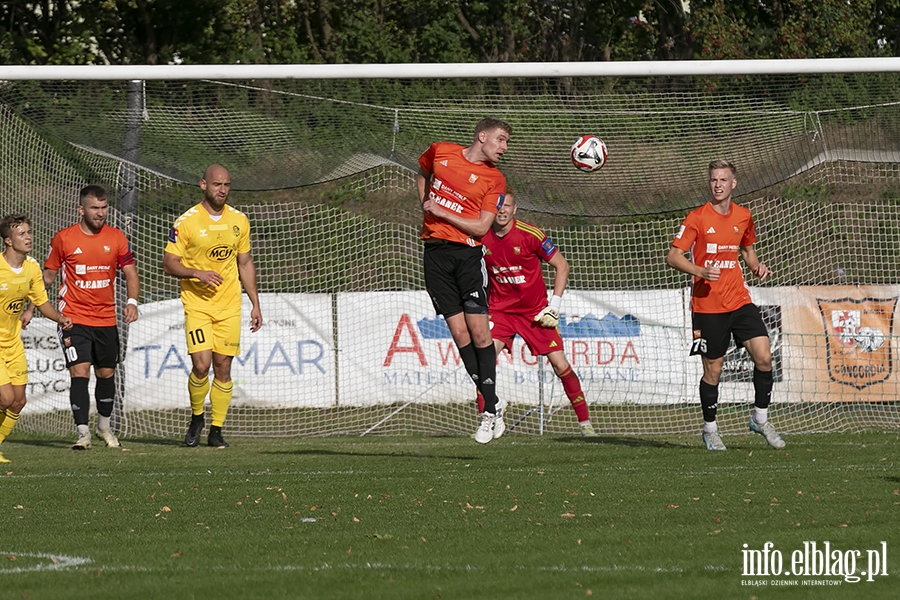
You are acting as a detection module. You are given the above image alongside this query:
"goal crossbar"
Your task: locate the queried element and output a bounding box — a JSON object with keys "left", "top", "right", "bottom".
{"left": 3, "top": 58, "right": 900, "bottom": 81}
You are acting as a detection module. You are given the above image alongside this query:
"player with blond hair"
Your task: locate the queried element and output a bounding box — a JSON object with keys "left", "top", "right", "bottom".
{"left": 419, "top": 117, "right": 510, "bottom": 444}
{"left": 666, "top": 159, "right": 784, "bottom": 451}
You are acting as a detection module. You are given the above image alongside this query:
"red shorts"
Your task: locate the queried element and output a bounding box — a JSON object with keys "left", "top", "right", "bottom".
{"left": 489, "top": 311, "right": 563, "bottom": 356}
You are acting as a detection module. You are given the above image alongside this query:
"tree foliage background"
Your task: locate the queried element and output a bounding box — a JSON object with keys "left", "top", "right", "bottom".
{"left": 1, "top": 0, "right": 895, "bottom": 66}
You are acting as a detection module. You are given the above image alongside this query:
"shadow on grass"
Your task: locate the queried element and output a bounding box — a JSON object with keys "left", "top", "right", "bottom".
{"left": 262, "top": 448, "right": 480, "bottom": 460}
{"left": 556, "top": 435, "right": 695, "bottom": 449}
{"left": 124, "top": 436, "right": 184, "bottom": 447}
{"left": 8, "top": 438, "right": 74, "bottom": 449}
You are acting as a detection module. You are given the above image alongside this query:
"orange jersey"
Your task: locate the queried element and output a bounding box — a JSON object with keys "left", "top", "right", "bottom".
{"left": 44, "top": 224, "right": 135, "bottom": 326}
{"left": 672, "top": 201, "right": 756, "bottom": 314}
{"left": 418, "top": 141, "right": 506, "bottom": 246}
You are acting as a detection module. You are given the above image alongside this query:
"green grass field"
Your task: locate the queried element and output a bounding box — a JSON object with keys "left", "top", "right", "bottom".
{"left": 0, "top": 431, "right": 897, "bottom": 600}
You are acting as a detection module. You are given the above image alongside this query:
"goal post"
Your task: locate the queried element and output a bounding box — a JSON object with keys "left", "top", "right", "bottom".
{"left": 1, "top": 60, "right": 899, "bottom": 439}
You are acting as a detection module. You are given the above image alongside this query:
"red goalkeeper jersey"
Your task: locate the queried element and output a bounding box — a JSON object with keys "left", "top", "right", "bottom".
{"left": 672, "top": 201, "right": 756, "bottom": 314}
{"left": 418, "top": 141, "right": 506, "bottom": 246}
{"left": 482, "top": 219, "right": 557, "bottom": 316}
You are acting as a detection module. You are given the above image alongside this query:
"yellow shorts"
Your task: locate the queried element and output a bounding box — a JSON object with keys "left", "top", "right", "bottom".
{"left": 0, "top": 341, "right": 28, "bottom": 386}
{"left": 184, "top": 306, "right": 242, "bottom": 356}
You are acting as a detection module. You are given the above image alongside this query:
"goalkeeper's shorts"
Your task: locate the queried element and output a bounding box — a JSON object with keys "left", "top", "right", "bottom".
{"left": 489, "top": 311, "right": 562, "bottom": 357}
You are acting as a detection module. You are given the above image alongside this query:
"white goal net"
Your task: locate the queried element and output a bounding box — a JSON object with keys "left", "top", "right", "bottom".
{"left": 1, "top": 63, "right": 899, "bottom": 438}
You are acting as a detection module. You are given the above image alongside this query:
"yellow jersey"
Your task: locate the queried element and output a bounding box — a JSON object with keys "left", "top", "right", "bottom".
{"left": 0, "top": 255, "right": 49, "bottom": 346}
{"left": 165, "top": 203, "right": 251, "bottom": 312}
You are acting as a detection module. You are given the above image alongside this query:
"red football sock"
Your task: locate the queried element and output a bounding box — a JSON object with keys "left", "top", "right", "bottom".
{"left": 559, "top": 366, "right": 589, "bottom": 422}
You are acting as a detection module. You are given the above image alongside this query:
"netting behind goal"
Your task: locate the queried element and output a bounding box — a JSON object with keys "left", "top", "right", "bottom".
{"left": 1, "top": 72, "right": 899, "bottom": 439}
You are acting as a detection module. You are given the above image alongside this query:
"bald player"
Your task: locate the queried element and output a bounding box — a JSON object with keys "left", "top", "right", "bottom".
{"left": 163, "top": 165, "right": 262, "bottom": 448}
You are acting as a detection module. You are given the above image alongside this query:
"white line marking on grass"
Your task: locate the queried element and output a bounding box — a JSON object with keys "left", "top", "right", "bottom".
{"left": 0, "top": 551, "right": 91, "bottom": 573}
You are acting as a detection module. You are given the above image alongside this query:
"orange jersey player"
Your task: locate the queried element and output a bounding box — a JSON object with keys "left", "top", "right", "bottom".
{"left": 43, "top": 185, "right": 140, "bottom": 450}
{"left": 667, "top": 159, "right": 784, "bottom": 452}
{"left": 418, "top": 117, "right": 509, "bottom": 444}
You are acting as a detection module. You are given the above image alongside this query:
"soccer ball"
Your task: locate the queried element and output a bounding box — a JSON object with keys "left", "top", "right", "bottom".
{"left": 570, "top": 135, "right": 608, "bottom": 172}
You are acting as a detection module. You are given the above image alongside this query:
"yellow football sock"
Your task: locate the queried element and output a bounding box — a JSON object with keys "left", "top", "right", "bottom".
{"left": 0, "top": 409, "right": 20, "bottom": 445}
{"left": 209, "top": 379, "right": 233, "bottom": 428}
{"left": 188, "top": 372, "right": 210, "bottom": 416}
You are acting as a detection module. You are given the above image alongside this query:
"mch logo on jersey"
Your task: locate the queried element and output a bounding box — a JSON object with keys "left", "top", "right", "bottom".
{"left": 206, "top": 245, "right": 235, "bottom": 262}
{"left": 4, "top": 298, "right": 25, "bottom": 315}
{"left": 168, "top": 227, "right": 178, "bottom": 243}
{"left": 818, "top": 297, "right": 897, "bottom": 389}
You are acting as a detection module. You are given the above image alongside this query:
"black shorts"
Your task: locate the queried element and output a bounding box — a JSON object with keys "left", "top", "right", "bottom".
{"left": 690, "top": 303, "right": 769, "bottom": 359}
{"left": 423, "top": 240, "right": 489, "bottom": 317}
{"left": 58, "top": 324, "right": 120, "bottom": 369}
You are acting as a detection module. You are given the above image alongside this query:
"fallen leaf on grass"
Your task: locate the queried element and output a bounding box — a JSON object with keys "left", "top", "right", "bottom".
{"left": 171, "top": 553, "right": 183, "bottom": 557}
{"left": 666, "top": 504, "right": 679, "bottom": 509}
{"left": 5, "top": 555, "right": 16, "bottom": 561}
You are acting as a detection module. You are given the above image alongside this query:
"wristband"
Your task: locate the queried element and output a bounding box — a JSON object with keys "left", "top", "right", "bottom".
{"left": 549, "top": 295, "right": 562, "bottom": 311}
{"left": 126, "top": 298, "right": 138, "bottom": 307}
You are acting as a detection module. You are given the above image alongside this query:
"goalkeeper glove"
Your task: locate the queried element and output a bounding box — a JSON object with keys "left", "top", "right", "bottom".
{"left": 534, "top": 295, "right": 563, "bottom": 328}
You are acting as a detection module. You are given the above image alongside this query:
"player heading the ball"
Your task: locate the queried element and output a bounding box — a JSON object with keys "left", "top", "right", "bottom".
{"left": 418, "top": 117, "right": 510, "bottom": 444}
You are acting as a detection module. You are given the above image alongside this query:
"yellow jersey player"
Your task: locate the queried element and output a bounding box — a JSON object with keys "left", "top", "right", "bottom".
{"left": 163, "top": 165, "right": 262, "bottom": 448}
{"left": 0, "top": 215, "right": 72, "bottom": 462}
